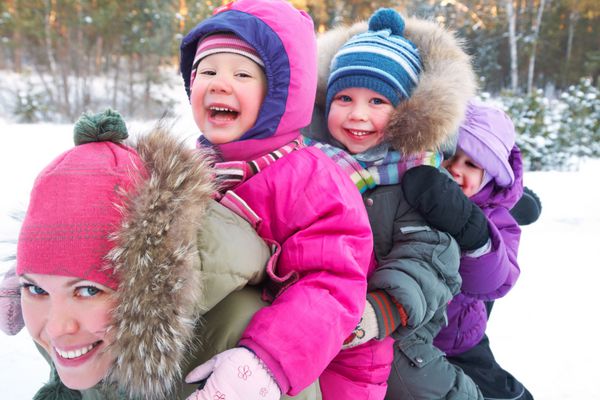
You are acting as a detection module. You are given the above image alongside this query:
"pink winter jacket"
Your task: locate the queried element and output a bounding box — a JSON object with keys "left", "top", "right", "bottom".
{"left": 232, "top": 148, "right": 374, "bottom": 394}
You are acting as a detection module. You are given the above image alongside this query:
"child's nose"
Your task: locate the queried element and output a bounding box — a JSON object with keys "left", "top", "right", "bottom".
{"left": 447, "top": 163, "right": 461, "bottom": 179}
{"left": 208, "top": 77, "right": 232, "bottom": 94}
{"left": 349, "top": 104, "right": 368, "bottom": 121}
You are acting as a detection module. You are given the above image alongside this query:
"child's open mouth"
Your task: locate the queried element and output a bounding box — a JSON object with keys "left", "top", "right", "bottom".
{"left": 209, "top": 106, "right": 239, "bottom": 121}
{"left": 345, "top": 128, "right": 375, "bottom": 138}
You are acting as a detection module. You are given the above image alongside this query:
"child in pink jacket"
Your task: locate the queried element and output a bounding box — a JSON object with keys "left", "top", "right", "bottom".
{"left": 179, "top": 0, "right": 392, "bottom": 398}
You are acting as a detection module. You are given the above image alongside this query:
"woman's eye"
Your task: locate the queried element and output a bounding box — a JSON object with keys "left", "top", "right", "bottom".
{"left": 21, "top": 283, "right": 47, "bottom": 296}
{"left": 76, "top": 286, "right": 102, "bottom": 297}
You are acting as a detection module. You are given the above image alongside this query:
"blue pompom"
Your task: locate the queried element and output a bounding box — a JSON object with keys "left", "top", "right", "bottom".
{"left": 368, "top": 8, "right": 405, "bottom": 36}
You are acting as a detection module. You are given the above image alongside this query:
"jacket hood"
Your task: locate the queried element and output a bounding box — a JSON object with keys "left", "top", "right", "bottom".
{"left": 471, "top": 145, "right": 524, "bottom": 210}
{"left": 314, "top": 17, "right": 476, "bottom": 155}
{"left": 180, "top": 0, "right": 317, "bottom": 161}
{"left": 104, "top": 126, "right": 215, "bottom": 399}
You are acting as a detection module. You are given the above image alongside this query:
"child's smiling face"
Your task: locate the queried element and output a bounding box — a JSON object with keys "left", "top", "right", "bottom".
{"left": 190, "top": 52, "right": 267, "bottom": 144}
{"left": 327, "top": 87, "right": 394, "bottom": 154}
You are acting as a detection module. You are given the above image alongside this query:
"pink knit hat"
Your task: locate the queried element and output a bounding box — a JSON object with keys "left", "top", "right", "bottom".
{"left": 16, "top": 110, "right": 146, "bottom": 290}
{"left": 189, "top": 33, "right": 264, "bottom": 88}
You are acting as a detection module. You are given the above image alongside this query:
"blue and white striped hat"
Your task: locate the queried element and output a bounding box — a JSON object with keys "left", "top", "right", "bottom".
{"left": 326, "top": 8, "right": 423, "bottom": 115}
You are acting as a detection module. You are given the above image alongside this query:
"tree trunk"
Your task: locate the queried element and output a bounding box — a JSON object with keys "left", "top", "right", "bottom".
{"left": 331, "top": 1, "right": 345, "bottom": 27}
{"left": 128, "top": 55, "right": 136, "bottom": 116}
{"left": 43, "top": 0, "right": 58, "bottom": 78}
{"left": 527, "top": 0, "right": 548, "bottom": 94}
{"left": 75, "top": 1, "right": 84, "bottom": 113}
{"left": 506, "top": 0, "right": 519, "bottom": 92}
{"left": 563, "top": 10, "right": 579, "bottom": 87}
{"left": 11, "top": 0, "right": 22, "bottom": 72}
{"left": 95, "top": 37, "right": 103, "bottom": 75}
{"left": 112, "top": 54, "right": 121, "bottom": 110}
{"left": 33, "top": 62, "right": 55, "bottom": 105}
{"left": 44, "top": 0, "right": 72, "bottom": 117}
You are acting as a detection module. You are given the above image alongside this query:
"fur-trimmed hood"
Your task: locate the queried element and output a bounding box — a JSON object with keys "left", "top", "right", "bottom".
{"left": 104, "top": 126, "right": 215, "bottom": 399}
{"left": 312, "top": 16, "right": 477, "bottom": 155}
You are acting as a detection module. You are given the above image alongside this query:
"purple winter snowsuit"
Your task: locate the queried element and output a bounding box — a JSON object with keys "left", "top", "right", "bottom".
{"left": 434, "top": 146, "right": 524, "bottom": 356}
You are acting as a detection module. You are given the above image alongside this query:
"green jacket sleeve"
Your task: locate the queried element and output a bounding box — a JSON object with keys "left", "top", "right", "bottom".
{"left": 197, "top": 200, "right": 271, "bottom": 313}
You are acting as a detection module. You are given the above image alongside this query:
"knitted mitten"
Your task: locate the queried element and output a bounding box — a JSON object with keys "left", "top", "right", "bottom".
{"left": 342, "top": 301, "right": 379, "bottom": 349}
{"left": 0, "top": 266, "right": 24, "bottom": 336}
{"left": 510, "top": 186, "right": 542, "bottom": 226}
{"left": 185, "top": 347, "right": 280, "bottom": 400}
{"left": 402, "top": 165, "right": 490, "bottom": 251}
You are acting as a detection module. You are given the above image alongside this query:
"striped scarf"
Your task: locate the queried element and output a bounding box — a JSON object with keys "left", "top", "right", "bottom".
{"left": 307, "top": 139, "right": 442, "bottom": 193}
{"left": 213, "top": 138, "right": 304, "bottom": 191}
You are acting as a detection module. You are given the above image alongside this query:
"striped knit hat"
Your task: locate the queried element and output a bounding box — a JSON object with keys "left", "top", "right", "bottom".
{"left": 190, "top": 33, "right": 264, "bottom": 89}
{"left": 326, "top": 8, "right": 422, "bottom": 115}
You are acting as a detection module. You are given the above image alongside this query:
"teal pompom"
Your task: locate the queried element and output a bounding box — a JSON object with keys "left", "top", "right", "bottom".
{"left": 73, "top": 108, "right": 128, "bottom": 146}
{"left": 368, "top": 8, "right": 405, "bottom": 36}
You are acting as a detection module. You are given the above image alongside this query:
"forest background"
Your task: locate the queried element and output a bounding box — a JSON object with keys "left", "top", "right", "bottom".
{"left": 0, "top": 0, "right": 599, "bottom": 170}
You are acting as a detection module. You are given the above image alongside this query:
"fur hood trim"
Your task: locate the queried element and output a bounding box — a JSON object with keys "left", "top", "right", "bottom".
{"left": 105, "top": 126, "right": 215, "bottom": 399}
{"left": 316, "top": 17, "right": 477, "bottom": 155}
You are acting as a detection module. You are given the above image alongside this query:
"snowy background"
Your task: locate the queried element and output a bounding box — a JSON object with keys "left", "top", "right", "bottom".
{"left": 0, "top": 113, "right": 598, "bottom": 398}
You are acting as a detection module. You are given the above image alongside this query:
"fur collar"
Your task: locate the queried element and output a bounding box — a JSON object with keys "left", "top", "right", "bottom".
{"left": 104, "top": 126, "right": 215, "bottom": 399}
{"left": 316, "top": 17, "right": 477, "bottom": 155}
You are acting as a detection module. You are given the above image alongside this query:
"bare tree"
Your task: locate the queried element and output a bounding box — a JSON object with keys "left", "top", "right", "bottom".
{"left": 527, "top": 0, "right": 549, "bottom": 94}
{"left": 506, "top": 0, "right": 519, "bottom": 92}
{"left": 8, "top": 0, "right": 22, "bottom": 72}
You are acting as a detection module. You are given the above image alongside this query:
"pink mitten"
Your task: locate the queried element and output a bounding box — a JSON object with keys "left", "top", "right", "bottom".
{"left": 185, "top": 347, "right": 280, "bottom": 400}
{"left": 0, "top": 266, "right": 24, "bottom": 336}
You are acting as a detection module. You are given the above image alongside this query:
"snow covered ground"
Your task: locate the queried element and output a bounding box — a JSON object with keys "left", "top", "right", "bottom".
{"left": 0, "top": 118, "right": 598, "bottom": 399}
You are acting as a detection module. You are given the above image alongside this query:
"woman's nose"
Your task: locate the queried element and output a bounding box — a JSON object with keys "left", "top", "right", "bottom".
{"left": 45, "top": 301, "right": 79, "bottom": 337}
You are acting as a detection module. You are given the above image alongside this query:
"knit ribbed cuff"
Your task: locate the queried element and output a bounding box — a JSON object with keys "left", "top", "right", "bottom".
{"left": 367, "top": 290, "right": 409, "bottom": 338}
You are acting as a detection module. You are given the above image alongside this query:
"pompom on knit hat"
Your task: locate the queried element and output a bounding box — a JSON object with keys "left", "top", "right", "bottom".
{"left": 189, "top": 33, "right": 264, "bottom": 89}
{"left": 458, "top": 100, "right": 516, "bottom": 187}
{"left": 325, "top": 8, "right": 423, "bottom": 115}
{"left": 16, "top": 109, "right": 146, "bottom": 290}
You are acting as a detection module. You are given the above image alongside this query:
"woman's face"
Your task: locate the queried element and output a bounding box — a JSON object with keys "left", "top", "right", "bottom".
{"left": 19, "top": 274, "right": 117, "bottom": 390}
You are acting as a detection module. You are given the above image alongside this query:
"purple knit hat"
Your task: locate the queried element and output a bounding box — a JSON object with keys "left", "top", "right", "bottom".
{"left": 457, "top": 100, "right": 516, "bottom": 187}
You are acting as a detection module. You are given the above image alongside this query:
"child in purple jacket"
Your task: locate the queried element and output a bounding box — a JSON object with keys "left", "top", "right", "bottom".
{"left": 403, "top": 100, "right": 533, "bottom": 399}
{"left": 436, "top": 100, "right": 523, "bottom": 356}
